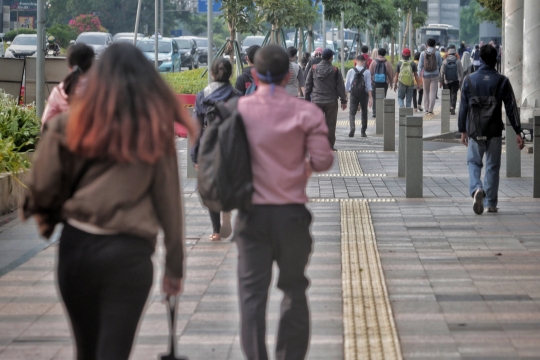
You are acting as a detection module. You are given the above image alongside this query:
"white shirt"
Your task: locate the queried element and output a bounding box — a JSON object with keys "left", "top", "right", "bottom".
{"left": 345, "top": 65, "right": 372, "bottom": 93}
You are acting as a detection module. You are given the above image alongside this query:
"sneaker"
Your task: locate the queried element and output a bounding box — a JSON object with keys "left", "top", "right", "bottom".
{"left": 414, "top": 108, "right": 418, "bottom": 113}
{"left": 473, "top": 189, "right": 485, "bottom": 215}
{"left": 349, "top": 128, "right": 355, "bottom": 137}
{"left": 487, "top": 207, "right": 498, "bottom": 213}
{"left": 361, "top": 132, "right": 367, "bottom": 137}
{"left": 450, "top": 107, "right": 455, "bottom": 115}
{"left": 418, "top": 106, "right": 423, "bottom": 111}
{"left": 219, "top": 212, "right": 232, "bottom": 238}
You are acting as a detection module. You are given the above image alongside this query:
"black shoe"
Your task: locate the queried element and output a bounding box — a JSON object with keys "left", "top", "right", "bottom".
{"left": 332, "top": 148, "right": 337, "bottom": 151}
{"left": 450, "top": 108, "right": 455, "bottom": 115}
{"left": 372, "top": 114, "right": 376, "bottom": 118}
{"left": 349, "top": 128, "right": 355, "bottom": 137}
{"left": 361, "top": 132, "right": 367, "bottom": 137}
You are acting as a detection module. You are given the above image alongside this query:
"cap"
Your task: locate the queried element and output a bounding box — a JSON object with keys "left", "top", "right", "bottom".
{"left": 401, "top": 48, "right": 411, "bottom": 57}
{"left": 447, "top": 48, "right": 456, "bottom": 54}
{"left": 322, "top": 48, "right": 334, "bottom": 60}
{"left": 315, "top": 47, "right": 323, "bottom": 53}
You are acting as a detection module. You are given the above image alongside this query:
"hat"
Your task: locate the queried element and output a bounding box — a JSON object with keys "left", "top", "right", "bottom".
{"left": 315, "top": 47, "right": 323, "bottom": 53}
{"left": 447, "top": 48, "right": 456, "bottom": 55}
{"left": 322, "top": 48, "right": 334, "bottom": 60}
{"left": 402, "top": 48, "right": 411, "bottom": 57}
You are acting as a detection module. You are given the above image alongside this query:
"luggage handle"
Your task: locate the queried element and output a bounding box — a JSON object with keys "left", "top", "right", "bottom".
{"left": 159, "top": 295, "right": 189, "bottom": 360}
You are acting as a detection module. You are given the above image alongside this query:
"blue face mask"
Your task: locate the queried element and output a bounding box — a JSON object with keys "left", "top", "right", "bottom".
{"left": 256, "top": 71, "right": 288, "bottom": 95}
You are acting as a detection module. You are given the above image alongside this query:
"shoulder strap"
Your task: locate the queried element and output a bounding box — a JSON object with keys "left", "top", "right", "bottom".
{"left": 359, "top": 68, "right": 366, "bottom": 76}
{"left": 353, "top": 67, "right": 359, "bottom": 74}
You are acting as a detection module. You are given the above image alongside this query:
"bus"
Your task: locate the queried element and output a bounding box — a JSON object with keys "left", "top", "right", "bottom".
{"left": 416, "top": 24, "right": 460, "bottom": 48}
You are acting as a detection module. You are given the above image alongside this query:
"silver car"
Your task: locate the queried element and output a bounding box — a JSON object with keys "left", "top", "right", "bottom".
{"left": 5, "top": 34, "right": 38, "bottom": 58}
{"left": 75, "top": 32, "right": 113, "bottom": 58}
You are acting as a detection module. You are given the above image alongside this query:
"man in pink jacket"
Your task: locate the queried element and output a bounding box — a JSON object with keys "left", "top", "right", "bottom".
{"left": 234, "top": 44, "right": 334, "bottom": 360}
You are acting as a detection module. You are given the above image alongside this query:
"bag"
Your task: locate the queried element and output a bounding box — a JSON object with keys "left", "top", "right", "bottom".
{"left": 445, "top": 59, "right": 458, "bottom": 82}
{"left": 197, "top": 97, "right": 253, "bottom": 212}
{"left": 245, "top": 78, "right": 257, "bottom": 95}
{"left": 351, "top": 67, "right": 367, "bottom": 97}
{"left": 423, "top": 50, "right": 437, "bottom": 72}
{"left": 362, "top": 53, "right": 372, "bottom": 69}
{"left": 398, "top": 60, "right": 414, "bottom": 86}
{"left": 466, "top": 75, "right": 505, "bottom": 142}
{"left": 312, "top": 64, "right": 340, "bottom": 82}
{"left": 374, "top": 59, "right": 387, "bottom": 83}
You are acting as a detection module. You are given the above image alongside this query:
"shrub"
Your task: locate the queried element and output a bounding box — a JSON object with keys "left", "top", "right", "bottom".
{"left": 0, "top": 91, "right": 41, "bottom": 153}
{"left": 3, "top": 29, "right": 37, "bottom": 42}
{"left": 163, "top": 68, "right": 237, "bottom": 94}
{"left": 47, "top": 24, "right": 78, "bottom": 48}
{"left": 69, "top": 14, "right": 108, "bottom": 34}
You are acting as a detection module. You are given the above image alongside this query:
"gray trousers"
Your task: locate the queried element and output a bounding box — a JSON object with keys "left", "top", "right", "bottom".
{"left": 234, "top": 204, "right": 313, "bottom": 360}
{"left": 315, "top": 101, "right": 339, "bottom": 148}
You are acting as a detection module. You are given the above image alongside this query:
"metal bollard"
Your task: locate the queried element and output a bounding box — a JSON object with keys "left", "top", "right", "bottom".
{"left": 187, "top": 134, "right": 197, "bottom": 179}
{"left": 383, "top": 98, "right": 396, "bottom": 151}
{"left": 406, "top": 116, "right": 423, "bottom": 198}
{"left": 441, "top": 89, "right": 450, "bottom": 133}
{"left": 534, "top": 116, "right": 540, "bottom": 198}
{"left": 398, "top": 108, "right": 414, "bottom": 177}
{"left": 506, "top": 116, "right": 521, "bottom": 178}
{"left": 376, "top": 88, "right": 384, "bottom": 135}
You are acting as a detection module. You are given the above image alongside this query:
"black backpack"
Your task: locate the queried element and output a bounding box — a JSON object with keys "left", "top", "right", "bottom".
{"left": 197, "top": 97, "right": 253, "bottom": 212}
{"left": 351, "top": 67, "right": 367, "bottom": 97}
{"left": 466, "top": 75, "right": 505, "bottom": 142}
{"left": 445, "top": 59, "right": 458, "bottom": 82}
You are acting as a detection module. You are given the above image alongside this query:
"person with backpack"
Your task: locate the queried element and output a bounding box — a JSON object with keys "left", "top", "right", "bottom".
{"left": 305, "top": 48, "right": 348, "bottom": 150}
{"left": 458, "top": 45, "right": 524, "bottom": 215}
{"left": 418, "top": 38, "right": 443, "bottom": 115}
{"left": 285, "top": 46, "right": 306, "bottom": 97}
{"left": 234, "top": 44, "right": 334, "bottom": 360}
{"left": 393, "top": 48, "right": 420, "bottom": 108}
{"left": 191, "top": 57, "right": 238, "bottom": 241}
{"left": 235, "top": 45, "right": 260, "bottom": 95}
{"left": 345, "top": 55, "right": 372, "bottom": 137}
{"left": 304, "top": 47, "right": 324, "bottom": 80}
{"left": 360, "top": 45, "right": 373, "bottom": 69}
{"left": 368, "top": 47, "right": 394, "bottom": 118}
{"left": 471, "top": 44, "right": 481, "bottom": 72}
{"left": 439, "top": 47, "right": 463, "bottom": 115}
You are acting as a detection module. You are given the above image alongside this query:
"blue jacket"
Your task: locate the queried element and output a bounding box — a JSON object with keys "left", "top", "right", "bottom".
{"left": 458, "top": 65, "right": 521, "bottom": 137}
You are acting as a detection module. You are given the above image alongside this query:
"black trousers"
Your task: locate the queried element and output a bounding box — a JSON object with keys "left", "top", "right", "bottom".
{"left": 57, "top": 224, "right": 154, "bottom": 360}
{"left": 315, "top": 101, "right": 339, "bottom": 148}
{"left": 372, "top": 82, "right": 388, "bottom": 116}
{"left": 349, "top": 94, "right": 368, "bottom": 132}
{"left": 413, "top": 88, "right": 423, "bottom": 109}
{"left": 447, "top": 81, "right": 460, "bottom": 109}
{"left": 234, "top": 205, "right": 313, "bottom": 360}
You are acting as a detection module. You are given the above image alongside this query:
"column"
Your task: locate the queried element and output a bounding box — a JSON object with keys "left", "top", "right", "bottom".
{"left": 534, "top": 116, "right": 540, "bottom": 198}
{"left": 398, "top": 108, "right": 413, "bottom": 177}
{"left": 441, "top": 89, "right": 450, "bottom": 133}
{"left": 406, "top": 116, "right": 423, "bottom": 198}
{"left": 521, "top": 0, "right": 540, "bottom": 123}
{"left": 383, "top": 99, "right": 396, "bottom": 151}
{"left": 376, "top": 88, "right": 384, "bottom": 135}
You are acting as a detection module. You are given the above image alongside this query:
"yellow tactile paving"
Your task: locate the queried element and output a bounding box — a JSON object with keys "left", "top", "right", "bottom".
{"left": 336, "top": 120, "right": 376, "bottom": 127}
{"left": 423, "top": 105, "right": 441, "bottom": 121}
{"left": 340, "top": 199, "right": 402, "bottom": 360}
{"left": 337, "top": 151, "right": 363, "bottom": 176}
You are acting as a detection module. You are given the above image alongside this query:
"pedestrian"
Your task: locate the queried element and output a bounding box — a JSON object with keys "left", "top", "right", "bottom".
{"left": 458, "top": 44, "right": 524, "bottom": 214}
{"left": 393, "top": 48, "right": 420, "bottom": 108}
{"left": 418, "top": 44, "right": 427, "bottom": 53}
{"left": 192, "top": 57, "right": 237, "bottom": 241}
{"left": 300, "top": 51, "right": 311, "bottom": 73}
{"left": 413, "top": 52, "right": 424, "bottom": 112}
{"left": 234, "top": 44, "right": 334, "bottom": 360}
{"left": 461, "top": 50, "right": 473, "bottom": 77}
{"left": 446, "top": 44, "right": 460, "bottom": 60}
{"left": 371, "top": 48, "right": 378, "bottom": 61}
{"left": 418, "top": 38, "right": 442, "bottom": 115}
{"left": 368, "top": 47, "right": 393, "bottom": 118}
{"left": 305, "top": 48, "right": 348, "bottom": 150}
{"left": 236, "top": 45, "right": 260, "bottom": 95}
{"left": 459, "top": 41, "right": 467, "bottom": 58}
{"left": 304, "top": 47, "right": 323, "bottom": 80}
{"left": 41, "top": 43, "right": 95, "bottom": 128}
{"left": 345, "top": 55, "right": 372, "bottom": 137}
{"left": 360, "top": 45, "right": 373, "bottom": 68}
{"left": 285, "top": 47, "right": 306, "bottom": 97}
{"left": 439, "top": 46, "right": 446, "bottom": 60}
{"left": 21, "top": 43, "right": 197, "bottom": 359}
{"left": 493, "top": 40, "right": 502, "bottom": 73}
{"left": 471, "top": 44, "right": 481, "bottom": 72}
{"left": 439, "top": 47, "right": 463, "bottom": 115}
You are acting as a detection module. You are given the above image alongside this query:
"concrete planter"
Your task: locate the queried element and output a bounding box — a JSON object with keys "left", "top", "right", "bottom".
{"left": 0, "top": 170, "right": 30, "bottom": 215}
{"left": 175, "top": 94, "right": 197, "bottom": 138}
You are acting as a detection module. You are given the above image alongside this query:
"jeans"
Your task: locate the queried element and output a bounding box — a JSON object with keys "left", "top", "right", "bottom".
{"left": 397, "top": 83, "right": 414, "bottom": 107}
{"left": 315, "top": 101, "right": 339, "bottom": 148}
{"left": 234, "top": 204, "right": 313, "bottom": 360}
{"left": 57, "top": 224, "right": 154, "bottom": 360}
{"left": 447, "top": 81, "right": 460, "bottom": 109}
{"left": 467, "top": 137, "right": 502, "bottom": 207}
{"left": 372, "top": 82, "right": 389, "bottom": 116}
{"left": 422, "top": 76, "right": 438, "bottom": 112}
{"left": 349, "top": 94, "right": 368, "bottom": 133}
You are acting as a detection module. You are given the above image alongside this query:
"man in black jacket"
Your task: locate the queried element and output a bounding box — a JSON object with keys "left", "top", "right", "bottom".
{"left": 235, "top": 45, "right": 260, "bottom": 95}
{"left": 458, "top": 45, "right": 524, "bottom": 215}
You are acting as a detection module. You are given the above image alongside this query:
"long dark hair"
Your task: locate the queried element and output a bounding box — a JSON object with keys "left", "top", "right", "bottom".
{"left": 211, "top": 57, "right": 233, "bottom": 82}
{"left": 63, "top": 43, "right": 94, "bottom": 98}
{"left": 66, "top": 43, "right": 198, "bottom": 164}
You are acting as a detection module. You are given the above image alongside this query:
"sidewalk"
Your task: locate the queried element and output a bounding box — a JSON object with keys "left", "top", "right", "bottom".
{"left": 0, "top": 88, "right": 539, "bottom": 359}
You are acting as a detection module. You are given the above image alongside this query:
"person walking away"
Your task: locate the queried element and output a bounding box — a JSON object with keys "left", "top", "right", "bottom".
{"left": 235, "top": 44, "right": 334, "bottom": 360}
{"left": 494, "top": 41, "right": 502, "bottom": 73}
{"left": 236, "top": 45, "right": 261, "bottom": 95}
{"left": 192, "top": 57, "right": 237, "bottom": 241}
{"left": 471, "top": 45, "right": 481, "bottom": 72}
{"left": 371, "top": 48, "right": 379, "bottom": 62}
{"left": 413, "top": 52, "right": 424, "bottom": 112}
{"left": 304, "top": 47, "right": 324, "bottom": 80}
{"left": 300, "top": 52, "right": 311, "bottom": 73}
{"left": 446, "top": 44, "right": 460, "bottom": 60}
{"left": 439, "top": 47, "right": 446, "bottom": 60}
{"left": 461, "top": 50, "right": 473, "bottom": 77}
{"left": 458, "top": 45, "right": 524, "bottom": 214}
{"left": 459, "top": 41, "right": 467, "bottom": 58}
{"left": 285, "top": 47, "right": 306, "bottom": 97}
{"left": 360, "top": 45, "right": 373, "bottom": 68}
{"left": 393, "top": 48, "right": 420, "bottom": 108}
{"left": 41, "top": 43, "right": 94, "bottom": 128}
{"left": 439, "top": 48, "right": 463, "bottom": 115}
{"left": 21, "top": 43, "right": 198, "bottom": 359}
{"left": 305, "top": 49, "right": 348, "bottom": 150}
{"left": 345, "top": 55, "right": 372, "bottom": 137}
{"left": 369, "top": 47, "right": 394, "bottom": 118}
{"left": 418, "top": 38, "right": 442, "bottom": 115}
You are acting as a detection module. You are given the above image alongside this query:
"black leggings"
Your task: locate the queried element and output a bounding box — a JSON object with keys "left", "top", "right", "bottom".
{"left": 413, "top": 88, "right": 423, "bottom": 109}
{"left": 57, "top": 224, "right": 154, "bottom": 360}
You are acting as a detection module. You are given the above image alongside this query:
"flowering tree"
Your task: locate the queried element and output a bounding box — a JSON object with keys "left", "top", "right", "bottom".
{"left": 69, "top": 14, "right": 108, "bottom": 34}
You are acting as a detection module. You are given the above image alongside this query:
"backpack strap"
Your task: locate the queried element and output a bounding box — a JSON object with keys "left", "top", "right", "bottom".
{"left": 214, "top": 97, "right": 240, "bottom": 123}
{"left": 353, "top": 67, "right": 359, "bottom": 74}
{"left": 359, "top": 68, "right": 366, "bottom": 76}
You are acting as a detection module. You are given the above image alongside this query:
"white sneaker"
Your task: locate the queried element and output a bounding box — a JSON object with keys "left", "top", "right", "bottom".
{"left": 473, "top": 189, "right": 485, "bottom": 215}
{"left": 219, "top": 212, "right": 232, "bottom": 238}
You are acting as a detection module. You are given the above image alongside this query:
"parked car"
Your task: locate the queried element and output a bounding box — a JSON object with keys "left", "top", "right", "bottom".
{"left": 4, "top": 34, "right": 38, "bottom": 58}
{"left": 190, "top": 37, "right": 214, "bottom": 64}
{"left": 172, "top": 37, "right": 199, "bottom": 70}
{"left": 0, "top": 34, "right": 4, "bottom": 57}
{"left": 113, "top": 32, "right": 144, "bottom": 42}
{"left": 75, "top": 32, "right": 113, "bottom": 58}
{"left": 240, "top": 36, "right": 265, "bottom": 63}
{"left": 113, "top": 36, "right": 138, "bottom": 44}
{"left": 136, "top": 37, "right": 181, "bottom": 73}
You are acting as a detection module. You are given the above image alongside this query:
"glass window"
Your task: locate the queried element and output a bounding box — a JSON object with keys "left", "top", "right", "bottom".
{"left": 242, "top": 37, "right": 264, "bottom": 47}
{"left": 137, "top": 40, "right": 172, "bottom": 53}
{"left": 175, "top": 39, "right": 192, "bottom": 49}
{"left": 12, "top": 36, "right": 37, "bottom": 45}
{"left": 194, "top": 38, "right": 208, "bottom": 47}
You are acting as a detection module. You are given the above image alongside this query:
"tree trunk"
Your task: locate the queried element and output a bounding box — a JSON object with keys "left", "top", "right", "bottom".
{"left": 228, "top": 20, "right": 235, "bottom": 65}
{"left": 391, "top": 35, "right": 395, "bottom": 66}
{"left": 298, "top": 27, "right": 303, "bottom": 57}
{"left": 308, "top": 24, "right": 313, "bottom": 53}
{"left": 402, "top": 12, "right": 410, "bottom": 48}
{"left": 271, "top": 24, "right": 276, "bottom": 44}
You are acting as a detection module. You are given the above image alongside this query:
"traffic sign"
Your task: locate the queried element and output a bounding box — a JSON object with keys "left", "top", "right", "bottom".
{"left": 198, "top": 0, "right": 222, "bottom": 13}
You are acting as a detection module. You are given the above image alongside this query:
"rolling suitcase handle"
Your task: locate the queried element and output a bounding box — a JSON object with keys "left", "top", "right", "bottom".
{"left": 159, "top": 295, "right": 188, "bottom": 360}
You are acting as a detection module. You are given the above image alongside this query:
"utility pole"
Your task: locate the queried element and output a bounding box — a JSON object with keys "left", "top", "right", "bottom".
{"left": 154, "top": 0, "right": 158, "bottom": 69}
{"left": 160, "top": 0, "right": 164, "bottom": 35}
{"left": 134, "top": 0, "right": 143, "bottom": 45}
{"left": 408, "top": 12, "right": 412, "bottom": 50}
{"left": 36, "top": 0, "right": 45, "bottom": 117}
{"left": 207, "top": 0, "right": 213, "bottom": 84}
{"left": 340, "top": 12, "right": 345, "bottom": 76}
{"left": 321, "top": 4, "right": 326, "bottom": 48}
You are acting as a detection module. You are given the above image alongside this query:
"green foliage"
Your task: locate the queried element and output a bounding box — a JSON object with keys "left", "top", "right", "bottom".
{"left": 47, "top": 24, "right": 79, "bottom": 48}
{"left": 162, "top": 69, "right": 237, "bottom": 95}
{"left": 476, "top": 0, "right": 502, "bottom": 27}
{"left": 256, "top": 0, "right": 317, "bottom": 36}
{"left": 460, "top": 0, "right": 481, "bottom": 45}
{"left": 0, "top": 138, "right": 31, "bottom": 176}
{"left": 3, "top": 29, "right": 37, "bottom": 42}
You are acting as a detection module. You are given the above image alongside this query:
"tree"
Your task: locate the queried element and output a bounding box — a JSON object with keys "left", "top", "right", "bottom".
{"left": 460, "top": 0, "right": 481, "bottom": 45}
{"left": 256, "top": 0, "right": 317, "bottom": 44}
{"left": 219, "top": 0, "right": 262, "bottom": 48}
{"left": 476, "top": 0, "right": 502, "bottom": 27}
{"left": 69, "top": 14, "right": 108, "bottom": 34}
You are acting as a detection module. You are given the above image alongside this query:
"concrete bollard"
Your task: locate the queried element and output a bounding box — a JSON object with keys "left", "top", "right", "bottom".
{"left": 406, "top": 116, "right": 423, "bottom": 198}
{"left": 441, "top": 89, "right": 450, "bottom": 133}
{"left": 376, "top": 88, "right": 384, "bottom": 135}
{"left": 534, "top": 116, "right": 540, "bottom": 198}
{"left": 398, "top": 108, "right": 414, "bottom": 177}
{"left": 187, "top": 134, "right": 197, "bottom": 179}
{"left": 506, "top": 116, "right": 521, "bottom": 178}
{"left": 383, "top": 98, "right": 396, "bottom": 151}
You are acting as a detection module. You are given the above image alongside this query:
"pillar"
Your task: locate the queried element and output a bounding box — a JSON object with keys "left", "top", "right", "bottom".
{"left": 398, "top": 108, "right": 413, "bottom": 177}
{"left": 376, "top": 88, "right": 384, "bottom": 135}
{"left": 36, "top": 0, "right": 45, "bottom": 117}
{"left": 506, "top": 117, "right": 521, "bottom": 177}
{"left": 521, "top": 0, "right": 540, "bottom": 123}
{"left": 441, "top": 89, "right": 450, "bottom": 133}
{"left": 406, "top": 116, "right": 423, "bottom": 198}
{"left": 534, "top": 116, "right": 540, "bottom": 198}
{"left": 383, "top": 98, "right": 396, "bottom": 151}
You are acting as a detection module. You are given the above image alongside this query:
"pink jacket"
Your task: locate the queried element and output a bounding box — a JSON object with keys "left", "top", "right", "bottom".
{"left": 41, "top": 83, "right": 69, "bottom": 128}
{"left": 238, "top": 85, "right": 334, "bottom": 205}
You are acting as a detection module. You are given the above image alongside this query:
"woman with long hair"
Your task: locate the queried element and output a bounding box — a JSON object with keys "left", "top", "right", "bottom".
{"left": 41, "top": 43, "right": 95, "bottom": 127}
{"left": 22, "top": 43, "right": 198, "bottom": 359}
